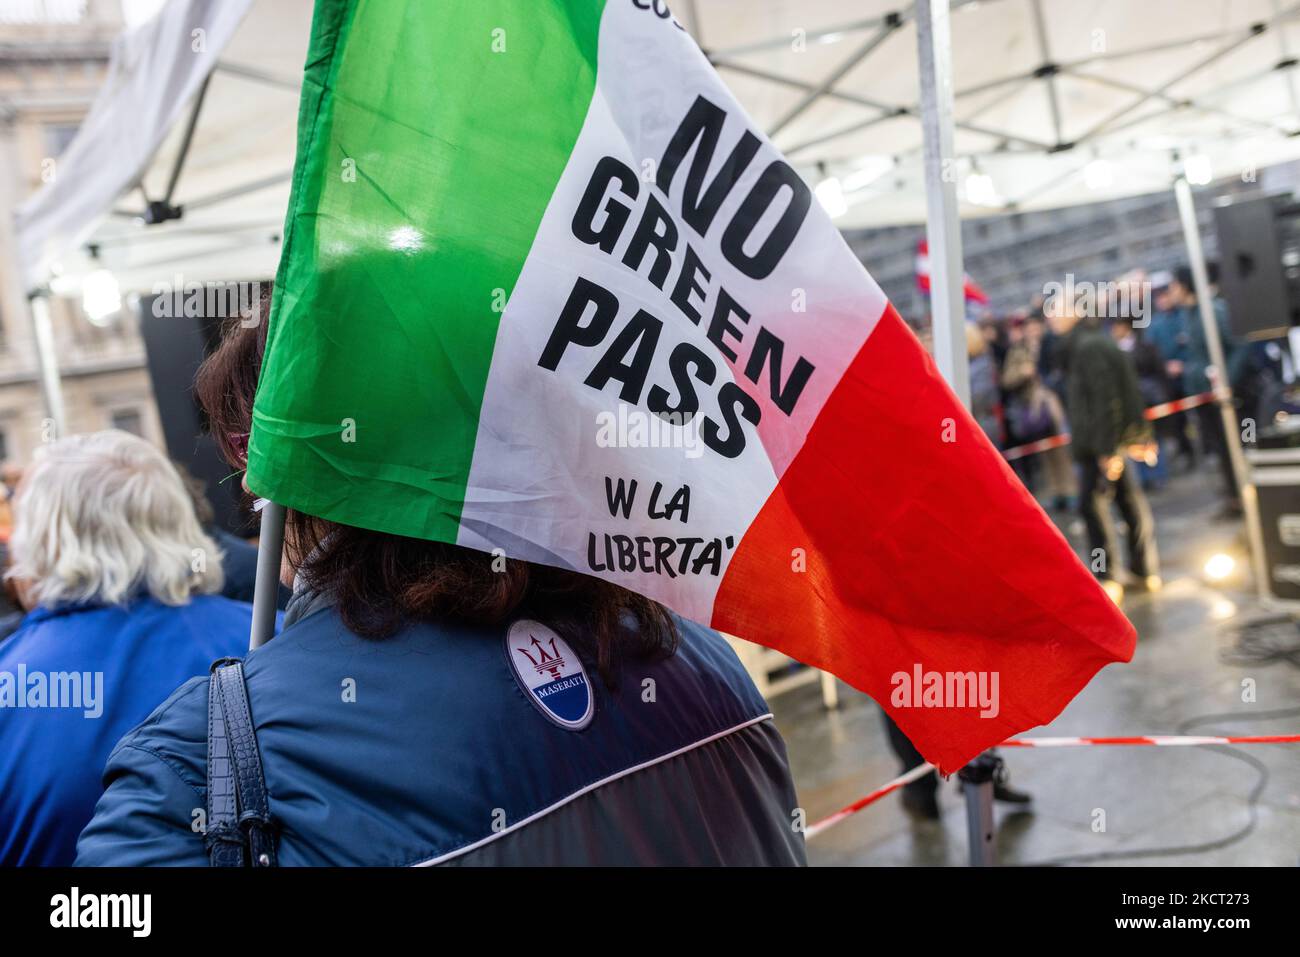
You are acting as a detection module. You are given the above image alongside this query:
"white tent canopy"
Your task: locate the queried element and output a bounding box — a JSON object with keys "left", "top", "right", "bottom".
{"left": 705, "top": 0, "right": 1300, "bottom": 226}
{"left": 16, "top": 0, "right": 1300, "bottom": 290}
{"left": 14, "top": 0, "right": 308, "bottom": 294}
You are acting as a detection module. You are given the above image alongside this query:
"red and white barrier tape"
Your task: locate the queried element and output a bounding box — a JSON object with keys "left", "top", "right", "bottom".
{"left": 1141, "top": 389, "right": 1227, "bottom": 421}
{"left": 804, "top": 762, "right": 936, "bottom": 839}
{"left": 806, "top": 733, "right": 1300, "bottom": 839}
{"left": 1000, "top": 389, "right": 1222, "bottom": 462}
{"left": 1002, "top": 433, "right": 1071, "bottom": 462}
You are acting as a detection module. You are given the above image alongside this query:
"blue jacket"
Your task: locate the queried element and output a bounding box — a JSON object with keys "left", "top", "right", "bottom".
{"left": 76, "top": 592, "right": 805, "bottom": 866}
{"left": 1147, "top": 308, "right": 1188, "bottom": 367}
{"left": 0, "top": 595, "right": 257, "bottom": 866}
{"left": 1182, "top": 299, "right": 1250, "bottom": 394}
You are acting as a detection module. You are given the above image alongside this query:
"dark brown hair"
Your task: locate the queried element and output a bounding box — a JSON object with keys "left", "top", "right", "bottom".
{"left": 194, "top": 286, "right": 677, "bottom": 684}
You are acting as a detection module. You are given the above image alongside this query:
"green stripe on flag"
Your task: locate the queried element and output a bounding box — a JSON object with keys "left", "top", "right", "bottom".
{"left": 248, "top": 0, "right": 607, "bottom": 541}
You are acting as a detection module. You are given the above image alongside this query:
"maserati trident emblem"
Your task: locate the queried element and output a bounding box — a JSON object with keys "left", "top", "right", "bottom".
{"left": 505, "top": 620, "right": 594, "bottom": 730}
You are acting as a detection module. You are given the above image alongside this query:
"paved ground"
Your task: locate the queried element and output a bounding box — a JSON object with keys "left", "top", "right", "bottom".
{"left": 773, "top": 461, "right": 1300, "bottom": 866}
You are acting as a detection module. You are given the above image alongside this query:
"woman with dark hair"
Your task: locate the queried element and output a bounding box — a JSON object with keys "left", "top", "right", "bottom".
{"left": 75, "top": 298, "right": 805, "bottom": 866}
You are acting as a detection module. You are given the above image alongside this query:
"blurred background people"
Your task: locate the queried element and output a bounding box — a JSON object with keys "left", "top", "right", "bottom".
{"left": 967, "top": 321, "right": 1002, "bottom": 444}
{"left": 1146, "top": 271, "right": 1198, "bottom": 472}
{"left": 1165, "top": 266, "right": 1249, "bottom": 518}
{"left": 1002, "top": 315, "right": 1075, "bottom": 510}
{"left": 175, "top": 462, "right": 289, "bottom": 608}
{"left": 1110, "top": 316, "right": 1169, "bottom": 490}
{"left": 0, "top": 472, "right": 24, "bottom": 641}
{"left": 1048, "top": 294, "right": 1160, "bottom": 600}
{"left": 0, "top": 430, "right": 257, "bottom": 866}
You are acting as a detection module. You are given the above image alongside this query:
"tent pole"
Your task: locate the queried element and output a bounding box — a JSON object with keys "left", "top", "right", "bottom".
{"left": 162, "top": 74, "right": 212, "bottom": 205}
{"left": 1172, "top": 176, "right": 1268, "bottom": 599}
{"left": 0, "top": 111, "right": 66, "bottom": 437}
{"left": 249, "top": 500, "right": 286, "bottom": 649}
{"left": 915, "top": 0, "right": 969, "bottom": 407}
{"left": 917, "top": 0, "right": 991, "bottom": 868}
{"left": 28, "top": 292, "right": 66, "bottom": 437}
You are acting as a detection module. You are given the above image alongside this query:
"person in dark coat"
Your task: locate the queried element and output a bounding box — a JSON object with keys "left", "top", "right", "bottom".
{"left": 1110, "top": 317, "right": 1169, "bottom": 490}
{"left": 1166, "top": 266, "right": 1250, "bottom": 516}
{"left": 76, "top": 316, "right": 805, "bottom": 867}
{"left": 1047, "top": 295, "right": 1160, "bottom": 599}
{"left": 0, "top": 430, "right": 257, "bottom": 866}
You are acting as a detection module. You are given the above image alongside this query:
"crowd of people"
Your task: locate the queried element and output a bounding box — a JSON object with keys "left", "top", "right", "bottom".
{"left": 934, "top": 264, "right": 1281, "bottom": 596}
{"left": 885, "top": 263, "right": 1284, "bottom": 820}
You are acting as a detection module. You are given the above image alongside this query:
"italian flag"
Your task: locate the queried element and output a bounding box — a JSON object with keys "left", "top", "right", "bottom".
{"left": 249, "top": 0, "right": 1135, "bottom": 772}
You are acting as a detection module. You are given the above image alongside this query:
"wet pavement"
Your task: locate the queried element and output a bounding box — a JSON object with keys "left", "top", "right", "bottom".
{"left": 773, "top": 462, "right": 1300, "bottom": 866}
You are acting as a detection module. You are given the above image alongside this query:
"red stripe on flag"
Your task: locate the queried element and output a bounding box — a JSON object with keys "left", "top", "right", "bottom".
{"left": 712, "top": 305, "right": 1136, "bottom": 773}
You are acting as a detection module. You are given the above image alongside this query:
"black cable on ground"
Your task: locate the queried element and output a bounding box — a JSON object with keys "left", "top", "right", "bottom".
{"left": 1017, "top": 706, "right": 1300, "bottom": 866}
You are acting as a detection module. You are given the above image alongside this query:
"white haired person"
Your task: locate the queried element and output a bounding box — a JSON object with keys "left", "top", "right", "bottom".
{"left": 0, "top": 430, "right": 261, "bottom": 866}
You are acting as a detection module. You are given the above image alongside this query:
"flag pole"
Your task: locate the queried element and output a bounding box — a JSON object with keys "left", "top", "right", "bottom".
{"left": 248, "top": 500, "right": 286, "bottom": 650}
{"left": 0, "top": 112, "right": 66, "bottom": 435}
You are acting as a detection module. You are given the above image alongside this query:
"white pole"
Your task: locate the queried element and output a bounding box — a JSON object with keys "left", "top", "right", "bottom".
{"left": 916, "top": 0, "right": 990, "bottom": 869}
{"left": 915, "top": 0, "right": 970, "bottom": 407}
{"left": 0, "top": 110, "right": 66, "bottom": 435}
{"left": 1172, "top": 176, "right": 1268, "bottom": 598}
{"left": 28, "top": 292, "right": 66, "bottom": 436}
{"left": 248, "top": 500, "right": 286, "bottom": 649}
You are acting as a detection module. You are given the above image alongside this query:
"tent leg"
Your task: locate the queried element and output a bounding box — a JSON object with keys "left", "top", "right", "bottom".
{"left": 915, "top": 0, "right": 970, "bottom": 408}
{"left": 28, "top": 292, "right": 67, "bottom": 437}
{"left": 249, "top": 500, "right": 286, "bottom": 650}
{"left": 0, "top": 114, "right": 65, "bottom": 437}
{"left": 1172, "top": 177, "right": 1268, "bottom": 599}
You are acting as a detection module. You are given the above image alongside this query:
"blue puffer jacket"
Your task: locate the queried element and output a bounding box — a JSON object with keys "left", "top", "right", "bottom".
{"left": 76, "top": 591, "right": 805, "bottom": 866}
{"left": 0, "top": 595, "right": 258, "bottom": 866}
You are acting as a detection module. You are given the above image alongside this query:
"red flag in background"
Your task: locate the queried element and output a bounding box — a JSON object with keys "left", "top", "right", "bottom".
{"left": 917, "top": 239, "right": 990, "bottom": 304}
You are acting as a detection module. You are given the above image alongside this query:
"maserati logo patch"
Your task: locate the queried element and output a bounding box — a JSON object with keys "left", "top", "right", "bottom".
{"left": 506, "top": 620, "right": 594, "bottom": 730}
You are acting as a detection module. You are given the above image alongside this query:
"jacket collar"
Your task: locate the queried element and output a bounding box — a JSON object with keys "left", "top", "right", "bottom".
{"left": 282, "top": 585, "right": 335, "bottom": 628}
{"left": 22, "top": 599, "right": 118, "bottom": 626}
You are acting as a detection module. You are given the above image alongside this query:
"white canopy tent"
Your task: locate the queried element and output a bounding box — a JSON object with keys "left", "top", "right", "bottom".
{"left": 5, "top": 0, "right": 1294, "bottom": 655}
{"left": 17, "top": 0, "right": 1300, "bottom": 297}
{"left": 13, "top": 0, "right": 308, "bottom": 295}
{"left": 705, "top": 0, "right": 1300, "bottom": 227}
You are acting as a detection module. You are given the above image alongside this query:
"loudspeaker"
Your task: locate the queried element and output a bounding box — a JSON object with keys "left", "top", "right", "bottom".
{"left": 1212, "top": 195, "right": 1293, "bottom": 340}
{"left": 137, "top": 292, "right": 249, "bottom": 535}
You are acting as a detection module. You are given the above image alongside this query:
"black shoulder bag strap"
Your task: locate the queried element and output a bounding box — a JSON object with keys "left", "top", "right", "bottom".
{"left": 205, "top": 658, "right": 278, "bottom": 867}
